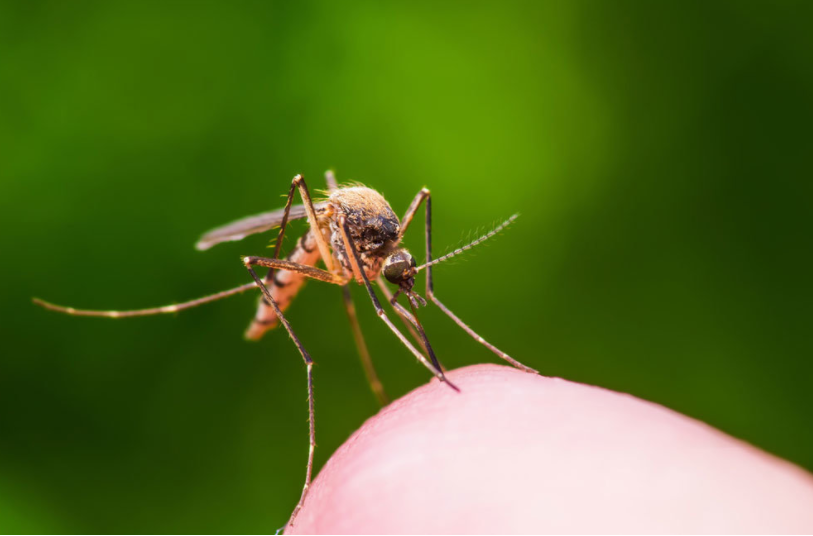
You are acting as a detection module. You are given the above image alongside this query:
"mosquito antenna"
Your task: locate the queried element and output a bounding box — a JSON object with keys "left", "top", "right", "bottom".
{"left": 416, "top": 214, "right": 519, "bottom": 272}
{"left": 32, "top": 281, "right": 259, "bottom": 318}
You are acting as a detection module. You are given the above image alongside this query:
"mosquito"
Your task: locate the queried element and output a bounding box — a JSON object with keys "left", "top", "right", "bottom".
{"left": 33, "top": 170, "right": 538, "bottom": 530}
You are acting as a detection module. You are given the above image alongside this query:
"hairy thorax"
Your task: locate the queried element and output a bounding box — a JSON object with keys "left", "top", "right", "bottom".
{"left": 322, "top": 187, "right": 401, "bottom": 280}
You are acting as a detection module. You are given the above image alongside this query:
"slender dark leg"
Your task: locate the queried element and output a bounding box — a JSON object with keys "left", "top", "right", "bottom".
{"left": 399, "top": 187, "right": 430, "bottom": 239}
{"left": 242, "top": 259, "right": 315, "bottom": 530}
{"left": 247, "top": 175, "right": 331, "bottom": 530}
{"left": 337, "top": 215, "right": 458, "bottom": 391}
{"left": 251, "top": 175, "right": 302, "bottom": 333}
{"left": 342, "top": 286, "right": 389, "bottom": 406}
{"left": 246, "top": 256, "right": 391, "bottom": 404}
{"left": 418, "top": 190, "right": 539, "bottom": 374}
{"left": 402, "top": 296, "right": 447, "bottom": 375}
{"left": 249, "top": 255, "right": 390, "bottom": 404}
{"left": 269, "top": 174, "right": 337, "bottom": 275}
{"left": 32, "top": 282, "right": 259, "bottom": 318}
{"left": 376, "top": 274, "right": 426, "bottom": 353}
{"left": 271, "top": 178, "right": 299, "bottom": 260}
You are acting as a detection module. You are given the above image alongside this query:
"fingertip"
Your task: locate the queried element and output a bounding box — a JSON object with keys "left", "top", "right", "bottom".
{"left": 288, "top": 364, "right": 813, "bottom": 534}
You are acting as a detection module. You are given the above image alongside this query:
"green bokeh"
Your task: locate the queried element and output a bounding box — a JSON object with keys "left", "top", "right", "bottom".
{"left": 2, "top": 0, "right": 812, "bottom": 532}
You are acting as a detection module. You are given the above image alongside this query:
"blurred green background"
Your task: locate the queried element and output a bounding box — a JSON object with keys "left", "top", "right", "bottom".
{"left": 2, "top": 0, "right": 812, "bottom": 532}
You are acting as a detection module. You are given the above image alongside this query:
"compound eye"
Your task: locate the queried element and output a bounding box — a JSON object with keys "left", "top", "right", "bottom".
{"left": 384, "top": 259, "right": 410, "bottom": 284}
{"left": 383, "top": 249, "right": 416, "bottom": 285}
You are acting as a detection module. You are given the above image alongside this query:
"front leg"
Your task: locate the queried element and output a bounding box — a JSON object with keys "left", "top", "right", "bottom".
{"left": 337, "top": 215, "right": 458, "bottom": 391}
{"left": 418, "top": 189, "right": 539, "bottom": 374}
{"left": 376, "top": 274, "right": 427, "bottom": 353}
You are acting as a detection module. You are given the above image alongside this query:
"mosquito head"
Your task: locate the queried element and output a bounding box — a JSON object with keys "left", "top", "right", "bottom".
{"left": 383, "top": 248, "right": 417, "bottom": 290}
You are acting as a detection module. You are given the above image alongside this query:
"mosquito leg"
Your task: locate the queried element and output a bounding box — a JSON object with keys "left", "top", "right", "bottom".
{"left": 270, "top": 174, "right": 335, "bottom": 274}
{"left": 399, "top": 187, "right": 430, "bottom": 239}
{"left": 32, "top": 282, "right": 259, "bottom": 318}
{"left": 428, "top": 296, "right": 537, "bottom": 373}
{"left": 243, "top": 257, "right": 348, "bottom": 286}
{"left": 380, "top": 288, "right": 448, "bottom": 374}
{"left": 401, "top": 296, "right": 448, "bottom": 376}
{"left": 342, "top": 286, "right": 389, "bottom": 406}
{"left": 420, "top": 191, "right": 539, "bottom": 374}
{"left": 244, "top": 242, "right": 349, "bottom": 341}
{"left": 291, "top": 175, "right": 336, "bottom": 274}
{"left": 375, "top": 274, "right": 426, "bottom": 352}
{"left": 250, "top": 176, "right": 302, "bottom": 321}
{"left": 247, "top": 175, "right": 335, "bottom": 341}
{"left": 249, "top": 177, "right": 328, "bottom": 528}
{"left": 242, "top": 260, "right": 316, "bottom": 530}
{"left": 262, "top": 173, "right": 322, "bottom": 284}
{"left": 387, "top": 298, "right": 418, "bottom": 331}
{"left": 337, "top": 215, "right": 458, "bottom": 391}
{"left": 271, "top": 179, "right": 299, "bottom": 260}
{"left": 379, "top": 283, "right": 436, "bottom": 366}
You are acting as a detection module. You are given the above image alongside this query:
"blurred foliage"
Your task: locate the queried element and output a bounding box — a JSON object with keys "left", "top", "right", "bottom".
{"left": 1, "top": 0, "right": 812, "bottom": 532}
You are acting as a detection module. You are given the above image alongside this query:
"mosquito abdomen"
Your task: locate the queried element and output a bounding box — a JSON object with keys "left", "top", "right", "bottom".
{"left": 245, "top": 229, "right": 321, "bottom": 341}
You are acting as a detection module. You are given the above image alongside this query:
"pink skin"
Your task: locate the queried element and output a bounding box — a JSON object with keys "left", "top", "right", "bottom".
{"left": 287, "top": 364, "right": 813, "bottom": 534}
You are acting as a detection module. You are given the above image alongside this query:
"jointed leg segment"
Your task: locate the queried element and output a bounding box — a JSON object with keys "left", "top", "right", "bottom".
{"left": 243, "top": 256, "right": 348, "bottom": 286}
{"left": 32, "top": 282, "right": 259, "bottom": 318}
{"left": 37, "top": 174, "right": 533, "bottom": 533}
{"left": 337, "top": 215, "right": 459, "bottom": 391}
{"left": 400, "top": 187, "right": 430, "bottom": 238}
{"left": 272, "top": 174, "right": 336, "bottom": 275}
{"left": 407, "top": 189, "right": 539, "bottom": 374}
{"left": 376, "top": 274, "right": 427, "bottom": 353}
{"left": 292, "top": 175, "right": 335, "bottom": 274}
{"left": 246, "top": 174, "right": 335, "bottom": 530}
{"left": 242, "top": 256, "right": 315, "bottom": 530}
{"left": 342, "top": 286, "right": 389, "bottom": 406}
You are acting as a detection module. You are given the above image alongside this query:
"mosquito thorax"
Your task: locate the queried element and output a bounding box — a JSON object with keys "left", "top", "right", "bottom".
{"left": 383, "top": 248, "right": 417, "bottom": 288}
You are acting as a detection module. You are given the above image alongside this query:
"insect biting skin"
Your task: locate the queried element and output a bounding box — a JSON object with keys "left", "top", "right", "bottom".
{"left": 32, "top": 170, "right": 537, "bottom": 531}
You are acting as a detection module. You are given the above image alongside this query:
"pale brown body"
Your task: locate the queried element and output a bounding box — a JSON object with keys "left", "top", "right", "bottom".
{"left": 245, "top": 230, "right": 321, "bottom": 339}
{"left": 246, "top": 186, "right": 401, "bottom": 340}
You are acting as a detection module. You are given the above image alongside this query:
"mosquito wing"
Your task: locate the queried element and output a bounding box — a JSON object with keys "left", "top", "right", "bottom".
{"left": 195, "top": 203, "right": 323, "bottom": 251}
